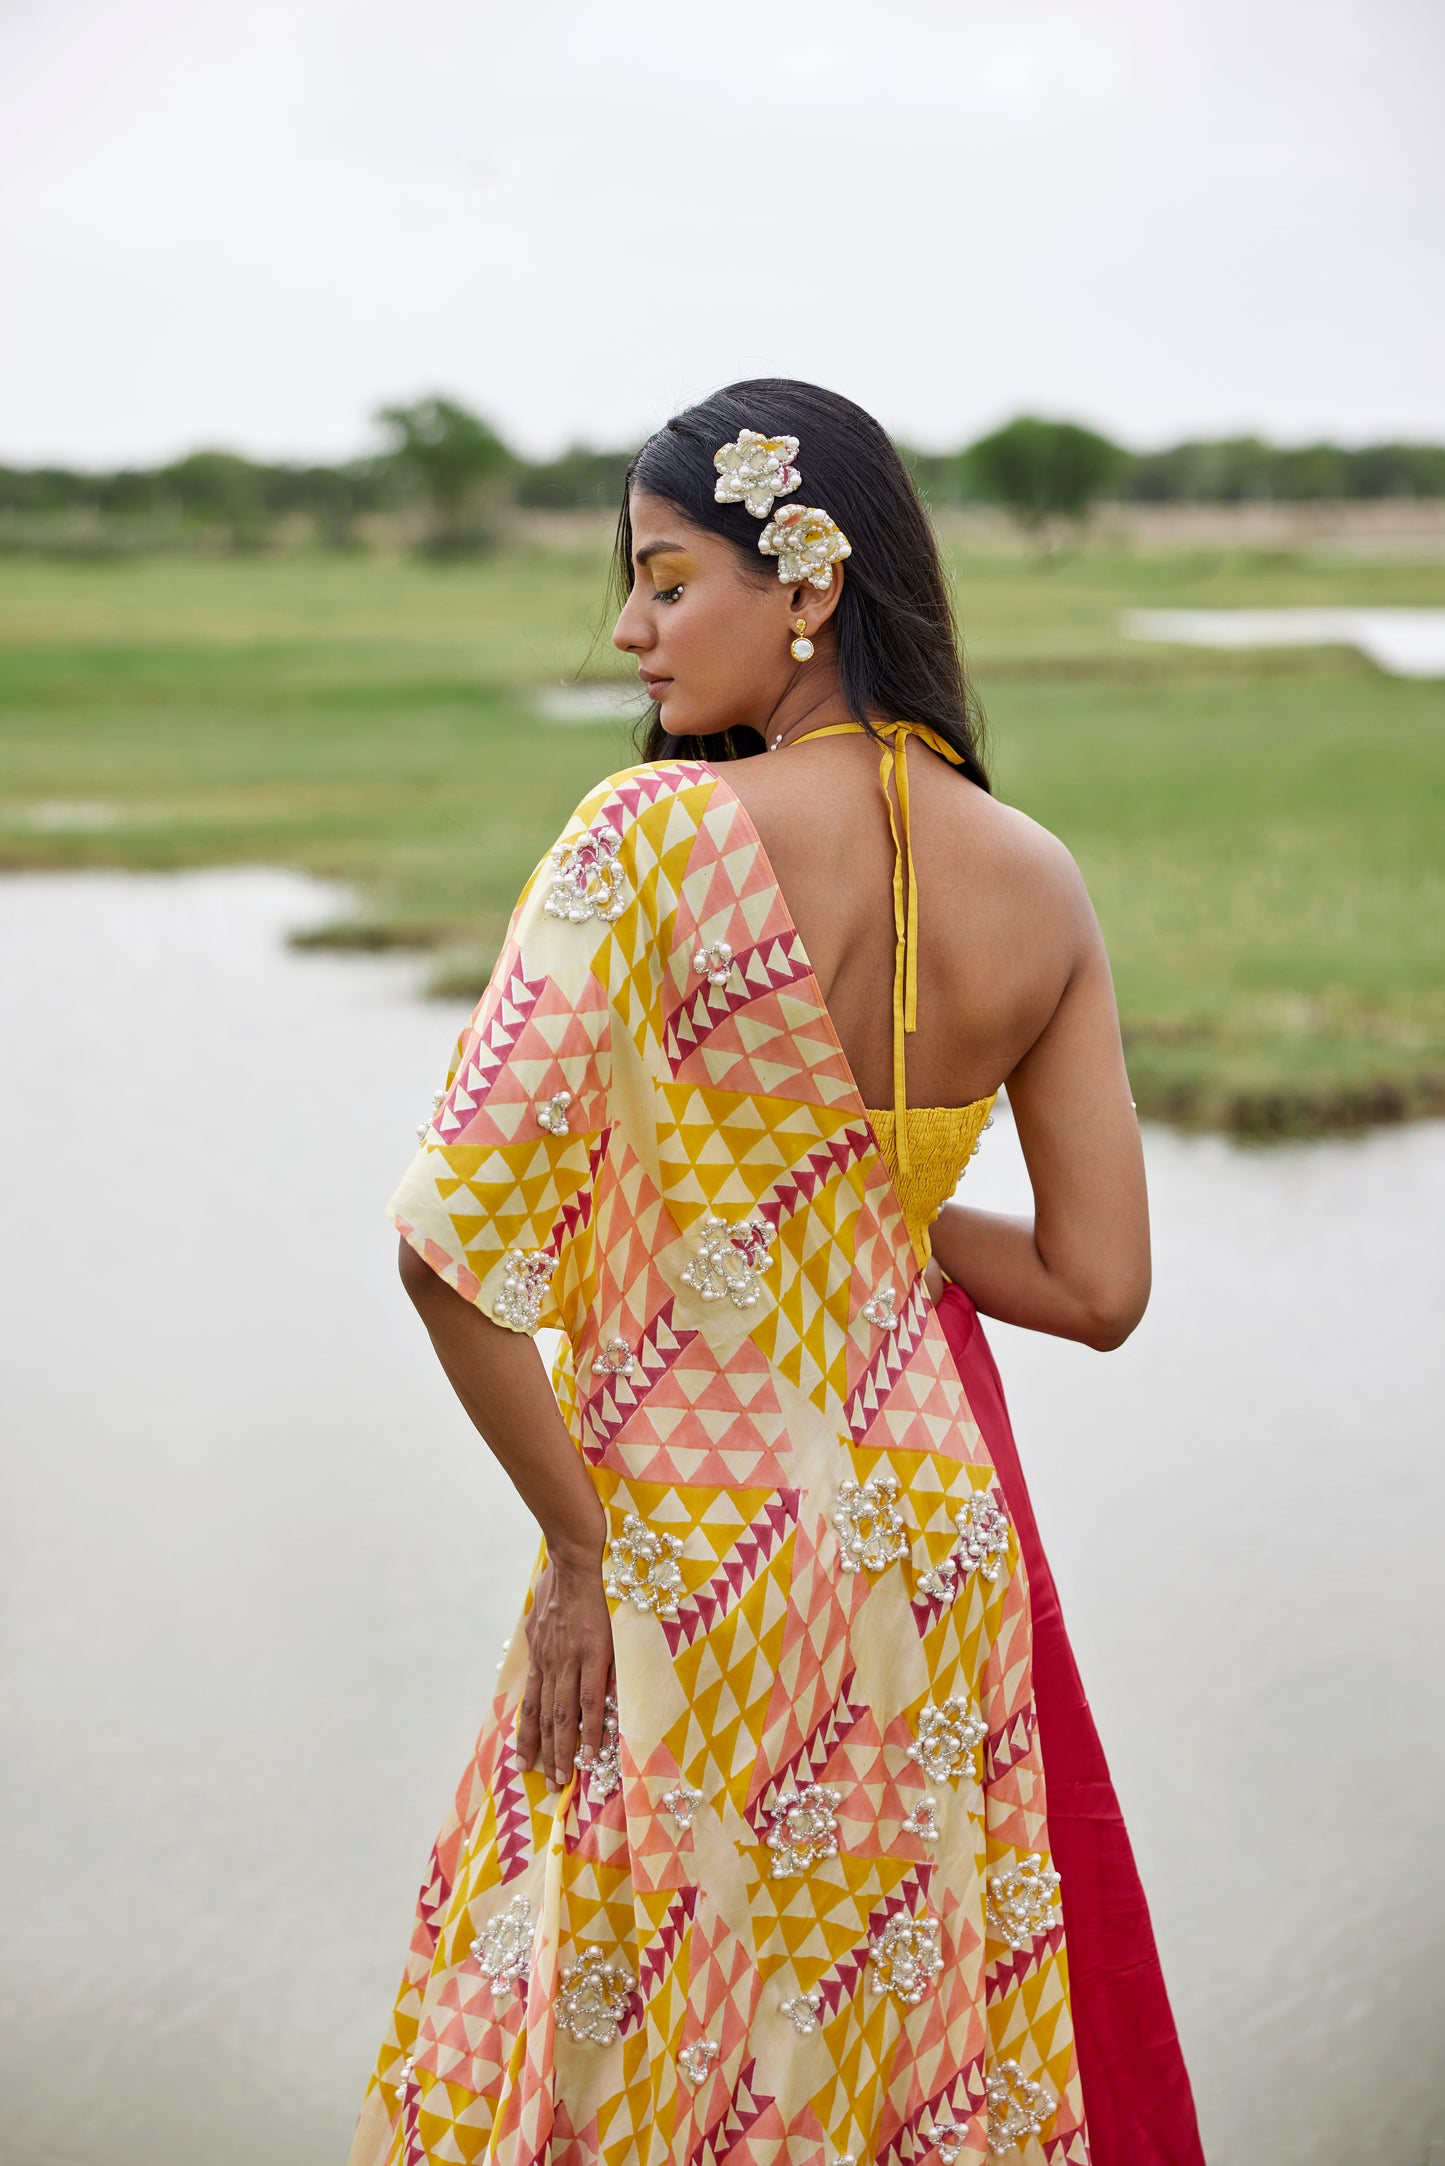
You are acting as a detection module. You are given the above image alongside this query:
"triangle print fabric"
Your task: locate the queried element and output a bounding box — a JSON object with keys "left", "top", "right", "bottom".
{"left": 349, "top": 760, "right": 1089, "bottom": 2166}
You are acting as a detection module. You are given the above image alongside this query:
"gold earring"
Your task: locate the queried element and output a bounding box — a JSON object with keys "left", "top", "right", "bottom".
{"left": 789, "top": 616, "right": 814, "bottom": 662}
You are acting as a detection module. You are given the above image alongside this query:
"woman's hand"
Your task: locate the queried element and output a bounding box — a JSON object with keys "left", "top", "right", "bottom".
{"left": 517, "top": 1546, "right": 615, "bottom": 1793}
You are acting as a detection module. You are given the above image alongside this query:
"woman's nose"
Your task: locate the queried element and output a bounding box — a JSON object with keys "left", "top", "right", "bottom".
{"left": 612, "top": 591, "right": 652, "bottom": 654}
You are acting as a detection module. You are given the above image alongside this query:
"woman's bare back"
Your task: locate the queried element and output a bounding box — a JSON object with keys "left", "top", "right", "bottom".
{"left": 719, "top": 733, "right": 1084, "bottom": 1111}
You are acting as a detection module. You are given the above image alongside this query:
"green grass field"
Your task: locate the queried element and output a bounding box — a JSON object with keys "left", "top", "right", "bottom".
{"left": 2, "top": 534, "right": 1442, "bottom": 1135}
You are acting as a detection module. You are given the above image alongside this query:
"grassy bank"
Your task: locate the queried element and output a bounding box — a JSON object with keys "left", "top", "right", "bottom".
{"left": 1, "top": 538, "right": 1442, "bottom": 1137}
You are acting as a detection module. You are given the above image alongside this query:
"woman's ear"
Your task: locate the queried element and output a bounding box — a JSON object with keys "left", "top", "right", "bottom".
{"left": 787, "top": 559, "right": 846, "bottom": 641}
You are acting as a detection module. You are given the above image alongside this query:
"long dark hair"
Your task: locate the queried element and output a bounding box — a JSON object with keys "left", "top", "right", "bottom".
{"left": 612, "top": 377, "right": 990, "bottom": 790}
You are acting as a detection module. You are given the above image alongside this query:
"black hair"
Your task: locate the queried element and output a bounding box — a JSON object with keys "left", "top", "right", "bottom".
{"left": 612, "top": 377, "right": 990, "bottom": 789}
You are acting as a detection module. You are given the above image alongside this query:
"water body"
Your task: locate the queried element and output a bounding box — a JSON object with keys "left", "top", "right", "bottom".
{"left": 1122, "top": 606, "right": 1445, "bottom": 677}
{"left": 0, "top": 869, "right": 1440, "bottom": 2166}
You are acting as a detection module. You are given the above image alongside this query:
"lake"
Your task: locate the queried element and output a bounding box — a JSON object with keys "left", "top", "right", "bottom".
{"left": 1, "top": 869, "right": 1440, "bottom": 2166}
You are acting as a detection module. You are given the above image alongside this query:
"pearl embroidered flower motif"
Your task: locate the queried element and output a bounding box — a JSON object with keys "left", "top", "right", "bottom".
{"left": 591, "top": 1336, "right": 636, "bottom": 1381}
{"left": 713, "top": 429, "right": 802, "bottom": 518}
{"left": 833, "top": 1472, "right": 910, "bottom": 1574}
{"left": 932, "top": 2120, "right": 967, "bottom": 2164}
{"left": 416, "top": 1088, "right": 444, "bottom": 1141}
{"left": 916, "top": 1555, "right": 958, "bottom": 1601}
{"left": 555, "top": 1948, "right": 634, "bottom": 2045}
{"left": 693, "top": 938, "right": 736, "bottom": 986}
{"left": 493, "top": 1248, "right": 557, "bottom": 1334}
{"left": 470, "top": 1893, "right": 532, "bottom": 1994}
{"left": 661, "top": 1780, "right": 703, "bottom": 1829}
{"left": 681, "top": 1213, "right": 776, "bottom": 1308}
{"left": 764, "top": 1783, "right": 843, "bottom": 1878}
{"left": 902, "top": 1795, "right": 940, "bottom": 1842}
{"left": 536, "top": 1089, "right": 572, "bottom": 1136}
{"left": 867, "top": 1912, "right": 944, "bottom": 2006}
{"left": 779, "top": 1987, "right": 823, "bottom": 2035}
{"left": 987, "top": 1853, "right": 1062, "bottom": 1951}
{"left": 862, "top": 1282, "right": 900, "bottom": 1330}
{"left": 604, "top": 1513, "right": 685, "bottom": 1618}
{"left": 545, "top": 820, "right": 626, "bottom": 925}
{"left": 986, "top": 2060, "right": 1056, "bottom": 2155}
{"left": 908, "top": 1695, "right": 988, "bottom": 1784}
{"left": 953, "top": 1487, "right": 1011, "bottom": 1582}
{"left": 584, "top": 1693, "right": 622, "bottom": 1801}
{"left": 758, "top": 502, "right": 853, "bottom": 589}
{"left": 677, "top": 2037, "right": 720, "bottom": 2088}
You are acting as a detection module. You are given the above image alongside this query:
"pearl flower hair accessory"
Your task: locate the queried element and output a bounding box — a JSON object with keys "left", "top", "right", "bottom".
{"left": 713, "top": 430, "right": 801, "bottom": 517}
{"left": 713, "top": 427, "right": 852, "bottom": 588}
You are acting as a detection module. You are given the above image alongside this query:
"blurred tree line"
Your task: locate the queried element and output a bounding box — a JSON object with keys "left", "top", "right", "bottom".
{"left": 3, "top": 395, "right": 1443, "bottom": 557}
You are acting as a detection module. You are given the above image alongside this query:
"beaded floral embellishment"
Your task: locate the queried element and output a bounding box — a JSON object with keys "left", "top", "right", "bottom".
{"left": 661, "top": 1780, "right": 703, "bottom": 1829}
{"left": 555, "top": 1947, "right": 635, "bottom": 2045}
{"left": 677, "top": 2037, "right": 720, "bottom": 2088}
{"left": 536, "top": 1088, "right": 572, "bottom": 1136}
{"left": 693, "top": 938, "right": 736, "bottom": 986}
{"left": 469, "top": 1893, "right": 533, "bottom": 1994}
{"left": 681, "top": 1212, "right": 776, "bottom": 1308}
{"left": 545, "top": 820, "right": 626, "bottom": 925}
{"left": 758, "top": 503, "right": 852, "bottom": 589}
{"left": 585, "top": 1692, "right": 622, "bottom": 1801}
{"left": 952, "top": 1487, "right": 1011, "bottom": 1582}
{"left": 493, "top": 1248, "right": 557, "bottom": 1334}
{"left": 867, "top": 1912, "right": 944, "bottom": 2006}
{"left": 908, "top": 1696, "right": 988, "bottom": 1784}
{"left": 604, "top": 1512, "right": 685, "bottom": 1618}
{"left": 986, "top": 1853, "right": 1062, "bottom": 1951}
{"left": 986, "top": 2060, "right": 1056, "bottom": 2155}
{"left": 862, "top": 1282, "right": 900, "bottom": 1330}
{"left": 416, "top": 1087, "right": 444, "bottom": 1142}
{"left": 713, "top": 429, "right": 802, "bottom": 518}
{"left": 932, "top": 2123, "right": 967, "bottom": 2166}
{"left": 901, "top": 1795, "right": 940, "bottom": 1843}
{"left": 590, "top": 1336, "right": 636, "bottom": 1381}
{"left": 764, "top": 1783, "right": 843, "bottom": 1878}
{"left": 779, "top": 1987, "right": 823, "bottom": 2035}
{"left": 834, "top": 1472, "right": 909, "bottom": 1574}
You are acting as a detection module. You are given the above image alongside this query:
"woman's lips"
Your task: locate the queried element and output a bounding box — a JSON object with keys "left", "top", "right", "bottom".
{"left": 640, "top": 673, "right": 672, "bottom": 701}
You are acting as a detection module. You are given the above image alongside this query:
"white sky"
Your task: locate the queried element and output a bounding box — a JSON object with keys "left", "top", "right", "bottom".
{"left": 1, "top": 0, "right": 1442, "bottom": 467}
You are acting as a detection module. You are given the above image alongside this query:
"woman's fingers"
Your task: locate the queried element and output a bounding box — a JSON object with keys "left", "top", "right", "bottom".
{"left": 536, "top": 1664, "right": 557, "bottom": 1789}
{"left": 550, "top": 1660, "right": 581, "bottom": 1789}
{"left": 577, "top": 1654, "right": 609, "bottom": 1770}
{"left": 518, "top": 1655, "right": 544, "bottom": 1773}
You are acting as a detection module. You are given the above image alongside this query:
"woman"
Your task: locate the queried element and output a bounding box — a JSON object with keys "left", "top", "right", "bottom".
{"left": 349, "top": 381, "right": 1203, "bottom": 2166}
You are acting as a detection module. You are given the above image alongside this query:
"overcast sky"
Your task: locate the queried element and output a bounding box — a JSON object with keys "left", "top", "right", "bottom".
{"left": 2, "top": 0, "right": 1442, "bottom": 466}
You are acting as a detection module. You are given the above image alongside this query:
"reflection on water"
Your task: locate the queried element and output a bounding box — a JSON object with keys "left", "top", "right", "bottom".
{"left": 0, "top": 869, "right": 1440, "bottom": 2166}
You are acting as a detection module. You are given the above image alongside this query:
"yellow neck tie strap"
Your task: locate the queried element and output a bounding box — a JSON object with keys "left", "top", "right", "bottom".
{"left": 785, "top": 719, "right": 966, "bottom": 1181}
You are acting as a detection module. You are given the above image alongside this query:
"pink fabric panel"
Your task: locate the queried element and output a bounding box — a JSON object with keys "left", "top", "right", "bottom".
{"left": 936, "top": 1282, "right": 1206, "bottom": 2166}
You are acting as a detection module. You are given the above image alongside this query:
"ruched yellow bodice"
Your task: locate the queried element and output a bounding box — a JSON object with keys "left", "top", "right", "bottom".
{"left": 865, "top": 1096, "right": 997, "bottom": 1267}
{"left": 792, "top": 718, "right": 997, "bottom": 1268}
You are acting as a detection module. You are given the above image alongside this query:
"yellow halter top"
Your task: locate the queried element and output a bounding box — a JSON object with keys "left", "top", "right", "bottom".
{"left": 789, "top": 718, "right": 998, "bottom": 1267}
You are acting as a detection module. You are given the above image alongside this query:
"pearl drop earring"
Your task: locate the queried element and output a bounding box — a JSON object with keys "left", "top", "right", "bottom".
{"left": 789, "top": 616, "right": 814, "bottom": 663}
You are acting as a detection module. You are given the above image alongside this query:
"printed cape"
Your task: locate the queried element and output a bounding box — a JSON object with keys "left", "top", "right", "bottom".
{"left": 349, "top": 758, "right": 1089, "bottom": 2166}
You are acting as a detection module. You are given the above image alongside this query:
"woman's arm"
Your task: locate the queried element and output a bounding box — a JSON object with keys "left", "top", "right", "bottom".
{"left": 928, "top": 860, "right": 1150, "bottom": 1351}
{"left": 397, "top": 1237, "right": 613, "bottom": 1792}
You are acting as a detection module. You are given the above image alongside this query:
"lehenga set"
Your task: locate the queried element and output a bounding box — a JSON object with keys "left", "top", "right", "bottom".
{"left": 348, "top": 724, "right": 1204, "bottom": 2165}
{"left": 346, "top": 426, "right": 1195, "bottom": 2166}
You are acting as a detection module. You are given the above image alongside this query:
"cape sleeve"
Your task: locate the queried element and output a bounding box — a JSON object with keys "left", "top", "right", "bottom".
{"left": 386, "top": 772, "right": 636, "bottom": 1339}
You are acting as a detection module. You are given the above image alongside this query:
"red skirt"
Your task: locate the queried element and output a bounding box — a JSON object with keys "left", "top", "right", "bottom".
{"left": 936, "top": 1281, "right": 1206, "bottom": 2166}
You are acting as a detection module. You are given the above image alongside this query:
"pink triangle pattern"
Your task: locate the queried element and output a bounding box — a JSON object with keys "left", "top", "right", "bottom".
{"left": 744, "top": 1672, "right": 872, "bottom": 1829}
{"left": 579, "top": 1300, "right": 698, "bottom": 1460}
{"left": 985, "top": 1918, "right": 1067, "bottom": 2005}
{"left": 985, "top": 1704, "right": 1037, "bottom": 1785}
{"left": 434, "top": 958, "right": 545, "bottom": 1138}
{"left": 768, "top": 1122, "right": 877, "bottom": 1231}
{"left": 633, "top": 1885, "right": 698, "bottom": 2003}
{"left": 873, "top": 2051, "right": 985, "bottom": 2166}
{"left": 659, "top": 1491, "right": 798, "bottom": 1655}
{"left": 843, "top": 1278, "right": 933, "bottom": 1440}
{"left": 662, "top": 931, "right": 813, "bottom": 1069}
{"left": 682, "top": 2057, "right": 777, "bottom": 2166}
